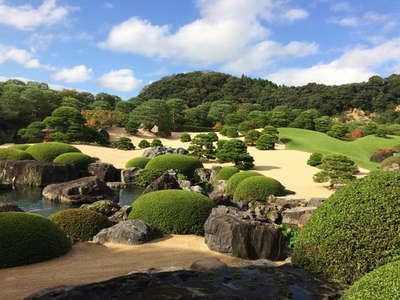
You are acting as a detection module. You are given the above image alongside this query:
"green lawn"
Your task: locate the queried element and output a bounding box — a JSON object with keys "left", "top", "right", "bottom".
{"left": 278, "top": 128, "right": 400, "bottom": 170}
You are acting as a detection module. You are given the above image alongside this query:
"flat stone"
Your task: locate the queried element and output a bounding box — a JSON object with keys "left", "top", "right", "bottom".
{"left": 190, "top": 257, "right": 227, "bottom": 272}
{"left": 282, "top": 206, "right": 317, "bottom": 228}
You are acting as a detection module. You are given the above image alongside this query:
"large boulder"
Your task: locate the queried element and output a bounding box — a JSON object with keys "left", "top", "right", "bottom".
{"left": 208, "top": 180, "right": 231, "bottom": 205}
{"left": 194, "top": 168, "right": 212, "bottom": 183}
{"left": 142, "top": 146, "right": 188, "bottom": 159}
{"left": 142, "top": 171, "right": 181, "bottom": 194}
{"left": 80, "top": 200, "right": 121, "bottom": 217}
{"left": 93, "top": 220, "right": 163, "bottom": 245}
{"left": 108, "top": 205, "right": 132, "bottom": 223}
{"left": 42, "top": 176, "right": 117, "bottom": 204}
{"left": 0, "top": 160, "right": 78, "bottom": 187}
{"left": 282, "top": 207, "right": 317, "bottom": 229}
{"left": 204, "top": 206, "right": 287, "bottom": 260}
{"left": 88, "top": 163, "right": 120, "bottom": 182}
{"left": 121, "top": 167, "right": 142, "bottom": 184}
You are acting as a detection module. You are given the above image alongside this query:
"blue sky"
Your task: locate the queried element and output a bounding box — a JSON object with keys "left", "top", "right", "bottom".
{"left": 0, "top": 0, "right": 399, "bottom": 98}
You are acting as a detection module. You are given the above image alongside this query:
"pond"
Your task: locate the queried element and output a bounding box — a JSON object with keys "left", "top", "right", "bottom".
{"left": 0, "top": 186, "right": 143, "bottom": 217}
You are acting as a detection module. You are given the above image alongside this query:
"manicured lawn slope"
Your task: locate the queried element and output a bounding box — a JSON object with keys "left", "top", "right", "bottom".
{"left": 279, "top": 128, "right": 400, "bottom": 170}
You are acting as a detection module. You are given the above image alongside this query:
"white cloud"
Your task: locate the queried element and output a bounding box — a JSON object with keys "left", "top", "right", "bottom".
{"left": 0, "top": 0, "right": 75, "bottom": 31}
{"left": 0, "top": 44, "right": 52, "bottom": 70}
{"left": 52, "top": 65, "right": 92, "bottom": 83}
{"left": 330, "top": 11, "right": 394, "bottom": 29}
{"left": 97, "top": 69, "right": 143, "bottom": 92}
{"left": 267, "top": 38, "right": 400, "bottom": 86}
{"left": 100, "top": 0, "right": 313, "bottom": 71}
{"left": 330, "top": 2, "right": 352, "bottom": 12}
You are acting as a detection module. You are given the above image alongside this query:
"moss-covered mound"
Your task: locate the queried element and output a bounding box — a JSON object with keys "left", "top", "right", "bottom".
{"left": 342, "top": 261, "right": 400, "bottom": 300}
{"left": 145, "top": 154, "right": 203, "bottom": 178}
{"left": 233, "top": 176, "right": 286, "bottom": 203}
{"left": 0, "top": 148, "right": 33, "bottom": 161}
{"left": 225, "top": 171, "right": 263, "bottom": 194}
{"left": 53, "top": 152, "right": 95, "bottom": 171}
{"left": 26, "top": 142, "right": 81, "bottom": 162}
{"left": 8, "top": 144, "right": 30, "bottom": 151}
{"left": 125, "top": 157, "right": 151, "bottom": 169}
{"left": 293, "top": 170, "right": 400, "bottom": 284}
{"left": 48, "top": 209, "right": 112, "bottom": 242}
{"left": 128, "top": 190, "right": 215, "bottom": 235}
{"left": 0, "top": 212, "right": 71, "bottom": 268}
{"left": 380, "top": 155, "right": 400, "bottom": 169}
{"left": 214, "top": 166, "right": 239, "bottom": 181}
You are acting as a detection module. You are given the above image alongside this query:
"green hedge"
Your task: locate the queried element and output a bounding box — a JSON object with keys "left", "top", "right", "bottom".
{"left": 0, "top": 212, "right": 71, "bottom": 268}
{"left": 8, "top": 144, "right": 30, "bottom": 151}
{"left": 293, "top": 170, "right": 400, "bottom": 284}
{"left": 226, "top": 171, "right": 263, "bottom": 194}
{"left": 125, "top": 157, "right": 151, "bottom": 169}
{"left": 380, "top": 155, "right": 400, "bottom": 168}
{"left": 233, "top": 176, "right": 286, "bottom": 202}
{"left": 128, "top": 190, "right": 215, "bottom": 235}
{"left": 180, "top": 133, "right": 191, "bottom": 142}
{"left": 53, "top": 152, "right": 95, "bottom": 171}
{"left": 48, "top": 209, "right": 112, "bottom": 242}
{"left": 145, "top": 154, "right": 203, "bottom": 178}
{"left": 0, "top": 148, "right": 33, "bottom": 160}
{"left": 26, "top": 142, "right": 81, "bottom": 162}
{"left": 214, "top": 166, "right": 239, "bottom": 181}
{"left": 342, "top": 261, "right": 400, "bottom": 300}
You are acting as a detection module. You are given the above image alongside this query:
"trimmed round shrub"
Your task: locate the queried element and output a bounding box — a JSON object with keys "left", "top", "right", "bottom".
{"left": 256, "top": 134, "right": 277, "bottom": 150}
{"left": 233, "top": 176, "right": 286, "bottom": 203}
{"left": 8, "top": 144, "right": 30, "bottom": 151}
{"left": 214, "top": 166, "right": 240, "bottom": 181}
{"left": 54, "top": 152, "right": 95, "bottom": 171}
{"left": 0, "top": 212, "right": 71, "bottom": 268}
{"left": 226, "top": 171, "right": 263, "bottom": 194}
{"left": 26, "top": 142, "right": 81, "bottom": 162}
{"left": 128, "top": 190, "right": 215, "bottom": 235}
{"left": 114, "top": 137, "right": 135, "bottom": 150}
{"left": 0, "top": 148, "right": 33, "bottom": 161}
{"left": 342, "top": 261, "right": 400, "bottom": 300}
{"left": 150, "top": 139, "right": 163, "bottom": 147}
{"left": 125, "top": 157, "right": 151, "bottom": 168}
{"left": 180, "top": 133, "right": 191, "bottom": 142}
{"left": 293, "top": 170, "right": 400, "bottom": 284}
{"left": 138, "top": 140, "right": 151, "bottom": 149}
{"left": 307, "top": 152, "right": 323, "bottom": 167}
{"left": 48, "top": 209, "right": 112, "bottom": 242}
{"left": 145, "top": 154, "right": 203, "bottom": 178}
{"left": 380, "top": 155, "right": 400, "bottom": 169}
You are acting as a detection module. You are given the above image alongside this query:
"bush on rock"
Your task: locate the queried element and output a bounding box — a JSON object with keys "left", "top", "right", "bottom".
{"left": 125, "top": 157, "right": 151, "bottom": 169}
{"left": 214, "top": 166, "right": 240, "bottom": 181}
{"left": 48, "top": 208, "right": 112, "bottom": 242}
{"left": 26, "top": 142, "right": 81, "bottom": 162}
{"left": 226, "top": 171, "right": 263, "bottom": 194}
{"left": 0, "top": 148, "right": 33, "bottom": 161}
{"left": 53, "top": 152, "right": 95, "bottom": 172}
{"left": 128, "top": 190, "right": 215, "bottom": 235}
{"left": 145, "top": 154, "right": 203, "bottom": 178}
{"left": 381, "top": 155, "right": 400, "bottom": 169}
{"left": 0, "top": 212, "right": 71, "bottom": 268}
{"left": 233, "top": 176, "right": 286, "bottom": 203}
{"left": 293, "top": 170, "right": 400, "bottom": 284}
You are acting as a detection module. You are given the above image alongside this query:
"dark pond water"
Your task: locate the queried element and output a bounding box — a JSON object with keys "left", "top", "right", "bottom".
{"left": 0, "top": 186, "right": 143, "bottom": 217}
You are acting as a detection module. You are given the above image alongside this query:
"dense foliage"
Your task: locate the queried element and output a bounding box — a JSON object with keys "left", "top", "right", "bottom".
{"left": 138, "top": 140, "right": 151, "bottom": 148}
{"left": 114, "top": 137, "right": 135, "bottom": 150}
{"left": 131, "top": 169, "right": 164, "bottom": 187}
{"left": 0, "top": 212, "right": 71, "bottom": 268}
{"left": 145, "top": 154, "right": 203, "bottom": 178}
{"left": 48, "top": 208, "right": 112, "bottom": 242}
{"left": 53, "top": 152, "right": 95, "bottom": 172}
{"left": 233, "top": 176, "right": 286, "bottom": 203}
{"left": 8, "top": 144, "right": 30, "bottom": 151}
{"left": 226, "top": 171, "right": 263, "bottom": 194}
{"left": 0, "top": 148, "right": 33, "bottom": 160}
{"left": 125, "top": 157, "right": 151, "bottom": 169}
{"left": 307, "top": 152, "right": 324, "bottom": 167}
{"left": 26, "top": 142, "right": 81, "bottom": 162}
{"left": 380, "top": 155, "right": 400, "bottom": 168}
{"left": 216, "top": 139, "right": 254, "bottom": 170}
{"left": 179, "top": 133, "right": 191, "bottom": 142}
{"left": 214, "top": 166, "right": 240, "bottom": 181}
{"left": 128, "top": 190, "right": 215, "bottom": 235}
{"left": 342, "top": 261, "right": 400, "bottom": 300}
{"left": 293, "top": 170, "right": 400, "bottom": 284}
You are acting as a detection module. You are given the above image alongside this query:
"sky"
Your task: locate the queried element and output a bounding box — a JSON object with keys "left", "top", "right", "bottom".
{"left": 0, "top": 0, "right": 399, "bottom": 98}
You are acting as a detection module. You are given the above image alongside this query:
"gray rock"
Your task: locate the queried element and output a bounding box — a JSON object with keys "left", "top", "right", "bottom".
{"left": 42, "top": 176, "right": 117, "bottom": 204}
{"left": 109, "top": 205, "right": 132, "bottom": 223}
{"left": 208, "top": 180, "right": 231, "bottom": 205}
{"left": 142, "top": 146, "right": 188, "bottom": 159}
{"left": 190, "top": 185, "right": 205, "bottom": 195}
{"left": 282, "top": 206, "right": 317, "bottom": 228}
{"left": 80, "top": 200, "right": 121, "bottom": 216}
{"left": 142, "top": 171, "right": 181, "bottom": 194}
{"left": 190, "top": 257, "right": 227, "bottom": 272}
{"left": 0, "top": 160, "right": 78, "bottom": 187}
{"left": 204, "top": 206, "right": 287, "bottom": 260}
{"left": 194, "top": 168, "right": 212, "bottom": 183}
{"left": 209, "top": 166, "right": 222, "bottom": 182}
{"left": 121, "top": 167, "right": 142, "bottom": 184}
{"left": 0, "top": 203, "right": 23, "bottom": 212}
{"left": 267, "top": 195, "right": 307, "bottom": 209}
{"left": 381, "top": 162, "right": 400, "bottom": 171}
{"left": 247, "top": 201, "right": 282, "bottom": 223}
{"left": 93, "top": 220, "right": 163, "bottom": 245}
{"left": 307, "top": 197, "right": 326, "bottom": 207}
{"left": 178, "top": 179, "right": 191, "bottom": 190}
{"left": 88, "top": 163, "right": 120, "bottom": 182}
{"left": 106, "top": 182, "right": 128, "bottom": 189}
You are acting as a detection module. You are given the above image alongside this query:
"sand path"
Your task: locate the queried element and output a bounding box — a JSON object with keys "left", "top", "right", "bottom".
{"left": 0, "top": 235, "right": 245, "bottom": 300}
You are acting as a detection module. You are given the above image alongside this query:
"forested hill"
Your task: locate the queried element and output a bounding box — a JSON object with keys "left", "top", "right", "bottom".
{"left": 139, "top": 71, "right": 400, "bottom": 116}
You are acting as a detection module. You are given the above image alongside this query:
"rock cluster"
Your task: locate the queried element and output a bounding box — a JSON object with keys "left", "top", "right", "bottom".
{"left": 142, "top": 146, "right": 188, "bottom": 158}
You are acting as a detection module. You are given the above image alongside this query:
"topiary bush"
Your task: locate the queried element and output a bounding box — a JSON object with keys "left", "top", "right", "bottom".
{"left": 53, "top": 152, "right": 95, "bottom": 172}
{"left": 226, "top": 171, "right": 263, "bottom": 194}
{"left": 0, "top": 148, "right": 34, "bottom": 161}
{"left": 293, "top": 170, "right": 400, "bottom": 284}
{"left": 233, "top": 176, "right": 286, "bottom": 203}
{"left": 214, "top": 166, "right": 240, "bottom": 181}
{"left": 125, "top": 157, "right": 151, "bottom": 169}
{"left": 8, "top": 144, "right": 30, "bottom": 151}
{"left": 256, "top": 134, "right": 277, "bottom": 150}
{"left": 307, "top": 152, "right": 323, "bottom": 167}
{"left": 114, "top": 137, "right": 135, "bottom": 150}
{"left": 145, "top": 154, "right": 203, "bottom": 178}
{"left": 26, "top": 142, "right": 81, "bottom": 162}
{"left": 128, "top": 190, "right": 215, "bottom": 235}
{"left": 150, "top": 139, "right": 163, "bottom": 147}
{"left": 381, "top": 155, "right": 400, "bottom": 169}
{"left": 138, "top": 140, "right": 151, "bottom": 149}
{"left": 0, "top": 212, "right": 71, "bottom": 268}
{"left": 342, "top": 261, "right": 400, "bottom": 300}
{"left": 180, "top": 133, "right": 191, "bottom": 142}
{"left": 48, "top": 209, "right": 112, "bottom": 242}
